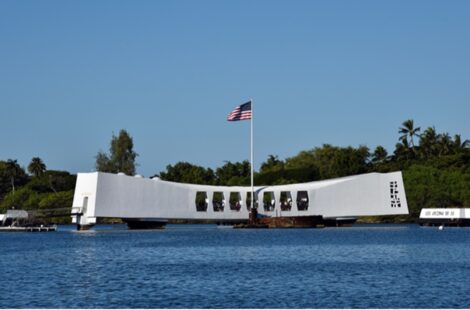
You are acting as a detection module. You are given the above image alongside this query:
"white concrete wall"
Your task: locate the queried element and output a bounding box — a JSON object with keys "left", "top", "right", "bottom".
{"left": 72, "top": 171, "right": 409, "bottom": 225}
{"left": 71, "top": 172, "right": 98, "bottom": 225}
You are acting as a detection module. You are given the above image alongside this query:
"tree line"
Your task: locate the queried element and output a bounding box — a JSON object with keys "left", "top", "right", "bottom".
{"left": 0, "top": 158, "right": 76, "bottom": 223}
{"left": 0, "top": 122, "right": 468, "bottom": 223}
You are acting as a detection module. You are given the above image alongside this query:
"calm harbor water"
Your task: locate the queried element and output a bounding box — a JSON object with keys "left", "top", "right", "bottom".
{"left": 1, "top": 224, "right": 470, "bottom": 308}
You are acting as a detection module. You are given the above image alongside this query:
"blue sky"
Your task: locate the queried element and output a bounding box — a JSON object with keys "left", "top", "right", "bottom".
{"left": 1, "top": 0, "right": 469, "bottom": 176}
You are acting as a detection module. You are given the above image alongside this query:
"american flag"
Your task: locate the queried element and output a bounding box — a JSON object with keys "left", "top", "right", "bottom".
{"left": 227, "top": 101, "right": 252, "bottom": 121}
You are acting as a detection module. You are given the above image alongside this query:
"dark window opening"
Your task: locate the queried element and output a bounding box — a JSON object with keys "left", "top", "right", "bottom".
{"left": 263, "top": 192, "right": 275, "bottom": 211}
{"left": 213, "top": 192, "right": 225, "bottom": 212}
{"left": 246, "top": 192, "right": 258, "bottom": 211}
{"left": 297, "top": 191, "right": 309, "bottom": 211}
{"left": 229, "top": 192, "right": 242, "bottom": 211}
{"left": 195, "top": 192, "right": 208, "bottom": 212}
{"left": 280, "top": 191, "right": 293, "bottom": 211}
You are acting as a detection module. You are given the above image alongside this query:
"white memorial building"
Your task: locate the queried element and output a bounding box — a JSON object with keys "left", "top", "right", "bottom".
{"left": 71, "top": 171, "right": 408, "bottom": 229}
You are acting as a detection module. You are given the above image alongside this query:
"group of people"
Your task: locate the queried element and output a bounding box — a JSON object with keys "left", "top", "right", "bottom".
{"left": 280, "top": 198, "right": 293, "bottom": 211}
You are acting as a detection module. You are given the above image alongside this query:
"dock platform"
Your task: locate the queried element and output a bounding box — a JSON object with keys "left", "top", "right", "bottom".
{"left": 0, "top": 226, "right": 57, "bottom": 232}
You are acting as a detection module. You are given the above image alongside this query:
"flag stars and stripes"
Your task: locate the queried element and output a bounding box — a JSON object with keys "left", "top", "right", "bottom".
{"left": 227, "top": 101, "right": 252, "bottom": 121}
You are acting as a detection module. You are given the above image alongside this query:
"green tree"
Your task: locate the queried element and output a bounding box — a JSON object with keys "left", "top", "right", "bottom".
{"left": 404, "top": 165, "right": 470, "bottom": 218}
{"left": 38, "top": 190, "right": 75, "bottom": 224}
{"left": 296, "top": 144, "right": 369, "bottom": 179}
{"left": 260, "top": 155, "right": 284, "bottom": 173}
{"left": 4, "top": 159, "right": 28, "bottom": 194}
{"left": 418, "top": 127, "right": 439, "bottom": 159}
{"left": 0, "top": 187, "right": 37, "bottom": 212}
{"left": 281, "top": 144, "right": 370, "bottom": 181}
{"left": 96, "top": 130, "right": 138, "bottom": 175}
{"left": 399, "top": 119, "right": 421, "bottom": 148}
{"left": 28, "top": 157, "right": 47, "bottom": 177}
{"left": 27, "top": 170, "right": 76, "bottom": 193}
{"left": 257, "top": 154, "right": 300, "bottom": 185}
{"left": 215, "top": 161, "right": 250, "bottom": 185}
{"left": 39, "top": 191, "right": 74, "bottom": 210}
{"left": 283, "top": 149, "right": 319, "bottom": 182}
{"left": 329, "top": 145, "right": 370, "bottom": 178}
{"left": 393, "top": 139, "right": 413, "bottom": 162}
{"left": 372, "top": 146, "right": 388, "bottom": 164}
{"left": 453, "top": 134, "right": 470, "bottom": 153}
{"left": 437, "top": 133, "right": 453, "bottom": 156}
{"left": 159, "top": 162, "right": 215, "bottom": 185}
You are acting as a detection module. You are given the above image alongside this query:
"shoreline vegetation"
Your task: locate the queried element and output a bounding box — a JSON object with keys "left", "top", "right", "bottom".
{"left": 1, "top": 120, "right": 468, "bottom": 225}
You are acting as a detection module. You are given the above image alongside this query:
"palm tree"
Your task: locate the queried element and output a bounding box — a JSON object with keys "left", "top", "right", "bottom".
{"left": 5, "top": 159, "right": 23, "bottom": 194}
{"left": 437, "top": 133, "right": 453, "bottom": 156}
{"left": 372, "top": 146, "right": 388, "bottom": 164}
{"left": 399, "top": 119, "right": 421, "bottom": 148}
{"left": 419, "top": 127, "right": 438, "bottom": 158}
{"left": 393, "top": 140, "right": 408, "bottom": 161}
{"left": 28, "top": 157, "right": 47, "bottom": 177}
{"left": 453, "top": 134, "right": 470, "bottom": 153}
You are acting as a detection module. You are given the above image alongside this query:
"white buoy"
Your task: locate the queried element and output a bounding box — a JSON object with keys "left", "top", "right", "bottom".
{"left": 438, "top": 225, "right": 444, "bottom": 230}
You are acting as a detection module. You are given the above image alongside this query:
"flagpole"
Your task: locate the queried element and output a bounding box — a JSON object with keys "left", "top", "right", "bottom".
{"left": 250, "top": 98, "right": 254, "bottom": 211}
